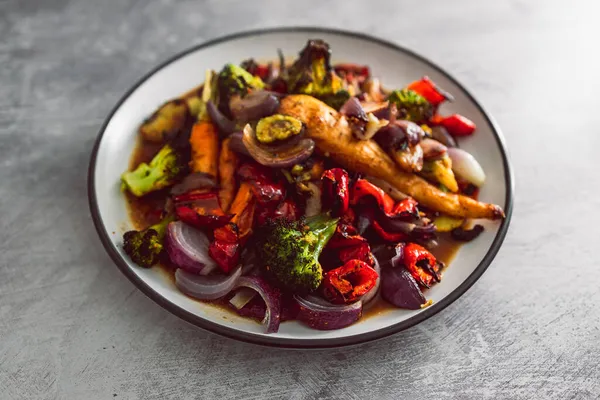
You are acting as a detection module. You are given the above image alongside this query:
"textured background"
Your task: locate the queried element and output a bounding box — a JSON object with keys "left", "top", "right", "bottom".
{"left": 1, "top": 0, "right": 600, "bottom": 399}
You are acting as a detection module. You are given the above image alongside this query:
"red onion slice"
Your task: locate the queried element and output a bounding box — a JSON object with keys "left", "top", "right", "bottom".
{"left": 206, "top": 100, "right": 237, "bottom": 136}
{"left": 360, "top": 255, "right": 380, "bottom": 305}
{"left": 165, "top": 221, "right": 217, "bottom": 275}
{"left": 229, "top": 288, "right": 257, "bottom": 309}
{"left": 234, "top": 276, "right": 281, "bottom": 333}
{"left": 229, "top": 91, "right": 280, "bottom": 122}
{"left": 380, "top": 267, "right": 427, "bottom": 310}
{"left": 242, "top": 124, "right": 315, "bottom": 168}
{"left": 294, "top": 295, "right": 362, "bottom": 330}
{"left": 175, "top": 264, "right": 242, "bottom": 301}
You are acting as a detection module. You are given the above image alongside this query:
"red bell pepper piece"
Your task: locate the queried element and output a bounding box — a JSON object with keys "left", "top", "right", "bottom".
{"left": 371, "top": 220, "right": 408, "bottom": 243}
{"left": 403, "top": 243, "right": 441, "bottom": 288}
{"left": 406, "top": 76, "right": 452, "bottom": 107}
{"left": 322, "top": 259, "right": 379, "bottom": 304}
{"left": 436, "top": 114, "right": 476, "bottom": 137}
{"left": 338, "top": 242, "right": 374, "bottom": 267}
{"left": 208, "top": 223, "right": 240, "bottom": 273}
{"left": 238, "top": 163, "right": 285, "bottom": 205}
{"left": 351, "top": 179, "right": 395, "bottom": 215}
{"left": 321, "top": 168, "right": 350, "bottom": 218}
{"left": 255, "top": 198, "right": 299, "bottom": 226}
{"left": 326, "top": 224, "right": 368, "bottom": 249}
{"left": 392, "top": 197, "right": 419, "bottom": 219}
{"left": 173, "top": 191, "right": 233, "bottom": 229}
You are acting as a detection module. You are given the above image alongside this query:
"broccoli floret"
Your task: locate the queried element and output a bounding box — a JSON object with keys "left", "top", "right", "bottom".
{"left": 123, "top": 215, "right": 174, "bottom": 268}
{"left": 216, "top": 63, "right": 265, "bottom": 116}
{"left": 121, "top": 144, "right": 187, "bottom": 197}
{"left": 258, "top": 214, "right": 338, "bottom": 293}
{"left": 285, "top": 39, "right": 348, "bottom": 110}
{"left": 387, "top": 89, "right": 434, "bottom": 123}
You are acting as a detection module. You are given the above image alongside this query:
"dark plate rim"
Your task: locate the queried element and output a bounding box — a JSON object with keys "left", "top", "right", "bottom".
{"left": 87, "top": 26, "right": 514, "bottom": 349}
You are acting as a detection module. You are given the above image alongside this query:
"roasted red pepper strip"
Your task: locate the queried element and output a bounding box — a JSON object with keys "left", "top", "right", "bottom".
{"left": 255, "top": 198, "right": 299, "bottom": 226}
{"left": 403, "top": 243, "right": 441, "bottom": 288}
{"left": 326, "top": 224, "right": 367, "bottom": 249}
{"left": 208, "top": 223, "right": 240, "bottom": 273}
{"left": 392, "top": 197, "right": 419, "bottom": 219}
{"left": 174, "top": 191, "right": 233, "bottom": 229}
{"left": 321, "top": 168, "right": 350, "bottom": 217}
{"left": 406, "top": 76, "right": 452, "bottom": 107}
{"left": 238, "top": 163, "right": 285, "bottom": 205}
{"left": 338, "top": 242, "right": 374, "bottom": 267}
{"left": 434, "top": 114, "right": 476, "bottom": 137}
{"left": 372, "top": 220, "right": 408, "bottom": 243}
{"left": 322, "top": 260, "right": 379, "bottom": 304}
{"left": 351, "top": 179, "right": 395, "bottom": 215}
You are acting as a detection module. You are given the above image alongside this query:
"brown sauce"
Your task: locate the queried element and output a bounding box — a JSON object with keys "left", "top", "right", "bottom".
{"left": 125, "top": 127, "right": 462, "bottom": 323}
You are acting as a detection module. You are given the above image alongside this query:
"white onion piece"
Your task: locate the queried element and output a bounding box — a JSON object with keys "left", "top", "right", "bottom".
{"left": 175, "top": 265, "right": 242, "bottom": 301}
{"left": 165, "top": 221, "right": 217, "bottom": 274}
{"left": 360, "top": 256, "right": 381, "bottom": 305}
{"left": 229, "top": 288, "right": 257, "bottom": 310}
{"left": 365, "top": 176, "right": 408, "bottom": 200}
{"left": 447, "top": 148, "right": 486, "bottom": 187}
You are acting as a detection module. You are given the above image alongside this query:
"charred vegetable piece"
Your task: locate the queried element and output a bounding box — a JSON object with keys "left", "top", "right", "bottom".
{"left": 218, "top": 138, "right": 239, "bottom": 212}
{"left": 121, "top": 144, "right": 187, "bottom": 197}
{"left": 406, "top": 77, "right": 453, "bottom": 107}
{"left": 242, "top": 123, "right": 315, "bottom": 168}
{"left": 403, "top": 243, "right": 441, "bottom": 288}
{"left": 285, "top": 39, "right": 348, "bottom": 109}
{"left": 257, "top": 214, "right": 338, "bottom": 294}
{"left": 380, "top": 266, "right": 428, "bottom": 310}
{"left": 351, "top": 178, "right": 396, "bottom": 215}
{"left": 322, "top": 260, "right": 379, "bottom": 304}
{"left": 240, "top": 59, "right": 271, "bottom": 81}
{"left": 387, "top": 89, "right": 433, "bottom": 123}
{"left": 421, "top": 155, "right": 459, "bottom": 193}
{"left": 326, "top": 223, "right": 368, "bottom": 249}
{"left": 321, "top": 168, "right": 350, "bottom": 218}
{"left": 140, "top": 99, "right": 190, "bottom": 143}
{"left": 208, "top": 223, "right": 240, "bottom": 273}
{"left": 173, "top": 191, "right": 234, "bottom": 230}
{"left": 338, "top": 242, "right": 374, "bottom": 268}
{"left": 123, "top": 215, "right": 174, "bottom": 268}
{"left": 255, "top": 114, "right": 304, "bottom": 144}
{"left": 216, "top": 63, "right": 265, "bottom": 117}
{"left": 435, "top": 114, "right": 476, "bottom": 137}
{"left": 238, "top": 163, "right": 285, "bottom": 205}
{"left": 189, "top": 121, "right": 219, "bottom": 178}
{"left": 255, "top": 198, "right": 299, "bottom": 226}
{"left": 451, "top": 224, "right": 484, "bottom": 241}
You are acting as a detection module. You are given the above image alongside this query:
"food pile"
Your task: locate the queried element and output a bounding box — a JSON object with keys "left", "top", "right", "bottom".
{"left": 120, "top": 39, "right": 504, "bottom": 333}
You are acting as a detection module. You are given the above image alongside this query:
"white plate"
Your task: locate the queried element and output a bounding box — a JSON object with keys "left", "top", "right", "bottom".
{"left": 88, "top": 28, "right": 513, "bottom": 348}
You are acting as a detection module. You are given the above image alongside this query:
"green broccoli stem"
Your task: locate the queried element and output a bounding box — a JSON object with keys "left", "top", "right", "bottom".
{"left": 150, "top": 214, "right": 175, "bottom": 238}
{"left": 305, "top": 214, "right": 339, "bottom": 257}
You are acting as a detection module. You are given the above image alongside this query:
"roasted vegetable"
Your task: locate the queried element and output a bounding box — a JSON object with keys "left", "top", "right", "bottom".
{"left": 121, "top": 144, "right": 187, "bottom": 197}
{"left": 421, "top": 155, "right": 459, "bottom": 193}
{"left": 258, "top": 214, "right": 338, "bottom": 294}
{"left": 173, "top": 191, "right": 233, "bottom": 230}
{"left": 216, "top": 63, "right": 265, "bottom": 117}
{"left": 321, "top": 168, "right": 350, "bottom": 218}
{"left": 255, "top": 114, "right": 304, "bottom": 144}
{"left": 285, "top": 39, "right": 349, "bottom": 109}
{"left": 218, "top": 137, "right": 239, "bottom": 212}
{"left": 402, "top": 243, "right": 441, "bottom": 288}
{"left": 434, "top": 114, "right": 476, "bottom": 137}
{"left": 406, "top": 77, "right": 453, "bottom": 107}
{"left": 123, "top": 215, "right": 174, "bottom": 268}
{"left": 189, "top": 121, "right": 219, "bottom": 177}
{"left": 322, "top": 259, "right": 379, "bottom": 304}
{"left": 387, "top": 89, "right": 433, "bottom": 123}
{"left": 139, "top": 99, "right": 190, "bottom": 143}
{"left": 278, "top": 94, "right": 505, "bottom": 219}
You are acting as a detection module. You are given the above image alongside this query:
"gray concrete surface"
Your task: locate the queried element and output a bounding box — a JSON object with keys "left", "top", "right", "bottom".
{"left": 1, "top": 0, "right": 599, "bottom": 399}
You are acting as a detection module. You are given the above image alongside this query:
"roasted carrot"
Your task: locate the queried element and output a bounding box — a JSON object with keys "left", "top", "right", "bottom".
{"left": 279, "top": 95, "right": 504, "bottom": 220}
{"left": 189, "top": 121, "right": 219, "bottom": 178}
{"left": 229, "top": 182, "right": 256, "bottom": 238}
{"left": 218, "top": 137, "right": 239, "bottom": 213}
